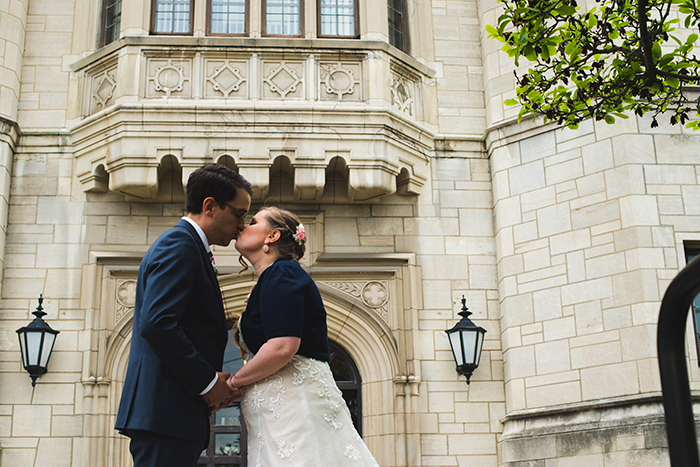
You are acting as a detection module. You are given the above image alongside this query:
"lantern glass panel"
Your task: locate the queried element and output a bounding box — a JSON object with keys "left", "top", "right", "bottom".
{"left": 448, "top": 332, "right": 464, "bottom": 366}
{"left": 39, "top": 333, "right": 56, "bottom": 367}
{"left": 26, "top": 331, "right": 42, "bottom": 366}
{"left": 475, "top": 331, "right": 484, "bottom": 365}
{"left": 18, "top": 334, "right": 28, "bottom": 367}
{"left": 461, "top": 329, "right": 478, "bottom": 364}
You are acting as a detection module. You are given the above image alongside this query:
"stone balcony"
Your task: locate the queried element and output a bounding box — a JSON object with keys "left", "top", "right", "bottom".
{"left": 70, "top": 37, "right": 436, "bottom": 203}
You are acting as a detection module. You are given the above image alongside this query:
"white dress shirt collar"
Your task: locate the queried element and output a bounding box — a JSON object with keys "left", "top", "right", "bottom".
{"left": 181, "top": 216, "right": 211, "bottom": 254}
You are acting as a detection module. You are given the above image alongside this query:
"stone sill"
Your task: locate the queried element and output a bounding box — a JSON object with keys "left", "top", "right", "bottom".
{"left": 499, "top": 391, "right": 700, "bottom": 440}
{"left": 70, "top": 36, "right": 435, "bottom": 78}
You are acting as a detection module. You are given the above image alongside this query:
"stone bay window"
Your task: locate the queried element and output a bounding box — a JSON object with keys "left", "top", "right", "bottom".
{"left": 81, "top": 0, "right": 429, "bottom": 205}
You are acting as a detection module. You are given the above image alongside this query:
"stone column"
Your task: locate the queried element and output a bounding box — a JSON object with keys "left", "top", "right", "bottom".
{"left": 0, "top": 0, "right": 26, "bottom": 297}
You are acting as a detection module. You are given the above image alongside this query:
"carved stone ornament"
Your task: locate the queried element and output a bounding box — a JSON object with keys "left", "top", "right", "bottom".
{"left": 115, "top": 279, "right": 137, "bottom": 324}
{"left": 319, "top": 280, "right": 390, "bottom": 323}
{"left": 319, "top": 62, "right": 361, "bottom": 100}
{"left": 390, "top": 73, "right": 414, "bottom": 116}
{"left": 92, "top": 69, "right": 117, "bottom": 111}
{"left": 147, "top": 58, "right": 191, "bottom": 98}
{"left": 206, "top": 61, "right": 247, "bottom": 98}
{"left": 263, "top": 62, "right": 303, "bottom": 98}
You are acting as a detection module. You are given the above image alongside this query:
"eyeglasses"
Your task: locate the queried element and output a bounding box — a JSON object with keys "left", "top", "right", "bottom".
{"left": 223, "top": 202, "right": 248, "bottom": 220}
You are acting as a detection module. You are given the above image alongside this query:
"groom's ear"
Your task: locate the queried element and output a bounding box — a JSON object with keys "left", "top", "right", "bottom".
{"left": 202, "top": 197, "right": 217, "bottom": 216}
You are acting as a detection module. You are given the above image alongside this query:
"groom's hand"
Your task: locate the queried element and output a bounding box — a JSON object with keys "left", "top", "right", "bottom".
{"left": 202, "top": 372, "right": 233, "bottom": 409}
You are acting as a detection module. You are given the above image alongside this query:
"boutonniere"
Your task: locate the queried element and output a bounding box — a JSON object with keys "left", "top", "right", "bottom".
{"left": 208, "top": 252, "right": 219, "bottom": 275}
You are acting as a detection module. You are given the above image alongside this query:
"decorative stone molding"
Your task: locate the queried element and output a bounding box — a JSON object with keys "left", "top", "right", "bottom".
{"left": 115, "top": 279, "right": 137, "bottom": 326}
{"left": 391, "top": 73, "right": 415, "bottom": 116}
{"left": 319, "top": 61, "right": 361, "bottom": 100}
{"left": 147, "top": 58, "right": 192, "bottom": 98}
{"left": 91, "top": 68, "right": 118, "bottom": 112}
{"left": 70, "top": 43, "right": 434, "bottom": 203}
{"left": 262, "top": 61, "right": 304, "bottom": 99}
{"left": 205, "top": 59, "right": 248, "bottom": 98}
{"left": 318, "top": 280, "right": 390, "bottom": 323}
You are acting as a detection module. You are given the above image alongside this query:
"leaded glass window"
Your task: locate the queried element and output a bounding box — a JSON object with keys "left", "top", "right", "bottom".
{"left": 153, "top": 0, "right": 193, "bottom": 34}
{"left": 210, "top": 0, "right": 247, "bottom": 35}
{"left": 103, "top": 0, "right": 122, "bottom": 45}
{"left": 387, "top": 0, "right": 407, "bottom": 52}
{"left": 329, "top": 341, "right": 362, "bottom": 435}
{"left": 265, "top": 0, "right": 301, "bottom": 36}
{"left": 319, "top": 0, "right": 356, "bottom": 37}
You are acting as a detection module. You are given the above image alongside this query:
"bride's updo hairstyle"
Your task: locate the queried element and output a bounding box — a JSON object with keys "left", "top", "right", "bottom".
{"left": 263, "top": 206, "right": 306, "bottom": 262}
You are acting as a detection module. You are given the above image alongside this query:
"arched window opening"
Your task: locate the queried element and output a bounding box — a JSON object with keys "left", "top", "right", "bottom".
{"left": 329, "top": 340, "right": 363, "bottom": 436}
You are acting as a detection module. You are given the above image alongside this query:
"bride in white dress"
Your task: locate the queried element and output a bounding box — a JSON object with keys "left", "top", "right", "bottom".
{"left": 227, "top": 207, "right": 380, "bottom": 467}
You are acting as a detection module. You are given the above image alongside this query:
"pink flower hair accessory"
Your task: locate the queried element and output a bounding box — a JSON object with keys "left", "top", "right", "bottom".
{"left": 293, "top": 223, "right": 305, "bottom": 245}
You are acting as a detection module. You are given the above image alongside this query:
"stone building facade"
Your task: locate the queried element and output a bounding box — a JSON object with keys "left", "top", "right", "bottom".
{"left": 0, "top": 0, "right": 698, "bottom": 466}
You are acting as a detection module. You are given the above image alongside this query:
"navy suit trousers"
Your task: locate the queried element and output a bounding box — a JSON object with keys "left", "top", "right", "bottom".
{"left": 129, "top": 426, "right": 208, "bottom": 467}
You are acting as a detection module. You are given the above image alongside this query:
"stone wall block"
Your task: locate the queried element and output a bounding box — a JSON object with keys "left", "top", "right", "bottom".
{"left": 580, "top": 362, "right": 639, "bottom": 399}
{"left": 509, "top": 161, "right": 545, "bottom": 197}
{"left": 611, "top": 134, "right": 655, "bottom": 165}
{"left": 12, "top": 405, "right": 51, "bottom": 436}
{"left": 520, "top": 133, "right": 556, "bottom": 164}
{"left": 536, "top": 203, "right": 571, "bottom": 238}
{"left": 448, "top": 434, "right": 497, "bottom": 455}
{"left": 571, "top": 200, "right": 620, "bottom": 231}
{"left": 644, "top": 165, "right": 697, "bottom": 185}
{"left": 582, "top": 140, "right": 614, "bottom": 175}
{"left": 36, "top": 437, "right": 73, "bottom": 466}
{"left": 500, "top": 434, "right": 556, "bottom": 463}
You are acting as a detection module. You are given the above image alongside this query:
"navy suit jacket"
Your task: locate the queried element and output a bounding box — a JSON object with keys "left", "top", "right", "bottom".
{"left": 115, "top": 219, "right": 228, "bottom": 443}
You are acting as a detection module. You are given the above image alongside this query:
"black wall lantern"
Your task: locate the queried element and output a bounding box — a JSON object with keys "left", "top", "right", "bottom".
{"left": 16, "top": 295, "right": 60, "bottom": 386}
{"left": 445, "top": 296, "right": 486, "bottom": 384}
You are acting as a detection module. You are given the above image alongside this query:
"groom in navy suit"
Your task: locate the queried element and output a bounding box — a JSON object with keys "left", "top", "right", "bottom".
{"left": 116, "top": 164, "right": 252, "bottom": 467}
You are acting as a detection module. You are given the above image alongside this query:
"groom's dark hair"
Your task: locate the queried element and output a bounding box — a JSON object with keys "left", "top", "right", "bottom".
{"left": 186, "top": 163, "right": 253, "bottom": 214}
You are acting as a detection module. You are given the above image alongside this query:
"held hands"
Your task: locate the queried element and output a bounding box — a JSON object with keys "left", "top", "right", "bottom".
{"left": 226, "top": 373, "right": 241, "bottom": 393}
{"left": 202, "top": 372, "right": 239, "bottom": 414}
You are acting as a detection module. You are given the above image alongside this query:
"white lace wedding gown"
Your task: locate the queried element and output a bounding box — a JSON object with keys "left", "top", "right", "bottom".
{"left": 236, "top": 327, "right": 380, "bottom": 467}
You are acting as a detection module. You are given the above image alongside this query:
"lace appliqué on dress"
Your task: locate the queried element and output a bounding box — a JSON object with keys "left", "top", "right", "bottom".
{"left": 255, "top": 432, "right": 265, "bottom": 450}
{"left": 344, "top": 444, "right": 362, "bottom": 461}
{"left": 250, "top": 384, "right": 264, "bottom": 413}
{"left": 291, "top": 357, "right": 344, "bottom": 430}
{"left": 266, "top": 375, "right": 285, "bottom": 419}
{"left": 277, "top": 440, "right": 295, "bottom": 458}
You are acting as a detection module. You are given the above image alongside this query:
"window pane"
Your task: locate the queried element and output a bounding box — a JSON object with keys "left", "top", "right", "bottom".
{"left": 210, "top": 0, "right": 246, "bottom": 34}
{"left": 104, "top": 0, "right": 122, "bottom": 45}
{"left": 215, "top": 433, "right": 241, "bottom": 456}
{"left": 215, "top": 404, "right": 241, "bottom": 426}
{"left": 320, "top": 0, "right": 355, "bottom": 36}
{"left": 154, "top": 0, "right": 191, "bottom": 33}
{"left": 266, "top": 0, "right": 300, "bottom": 35}
{"left": 387, "top": 0, "right": 405, "bottom": 50}
{"left": 330, "top": 354, "right": 352, "bottom": 382}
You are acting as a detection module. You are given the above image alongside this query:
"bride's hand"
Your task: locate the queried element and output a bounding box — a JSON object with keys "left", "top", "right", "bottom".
{"left": 226, "top": 373, "right": 240, "bottom": 392}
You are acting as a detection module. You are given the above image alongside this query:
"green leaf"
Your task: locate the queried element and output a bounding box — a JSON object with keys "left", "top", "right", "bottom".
{"left": 504, "top": 99, "right": 519, "bottom": 106}
{"left": 665, "top": 76, "right": 680, "bottom": 88}
{"left": 557, "top": 5, "right": 576, "bottom": 15}
{"left": 604, "top": 115, "right": 616, "bottom": 124}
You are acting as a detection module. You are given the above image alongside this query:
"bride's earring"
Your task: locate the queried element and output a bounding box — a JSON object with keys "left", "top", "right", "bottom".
{"left": 263, "top": 244, "right": 269, "bottom": 253}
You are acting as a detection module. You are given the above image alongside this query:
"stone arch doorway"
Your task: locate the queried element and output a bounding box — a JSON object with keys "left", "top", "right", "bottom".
{"left": 93, "top": 257, "right": 416, "bottom": 467}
